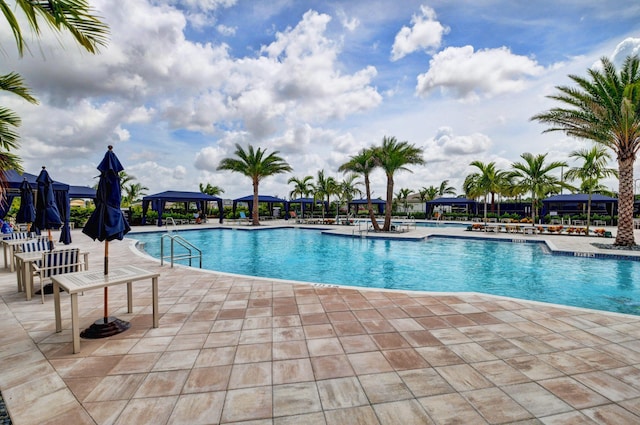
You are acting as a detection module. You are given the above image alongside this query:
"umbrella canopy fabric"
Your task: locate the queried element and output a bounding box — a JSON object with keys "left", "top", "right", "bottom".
{"left": 34, "top": 167, "right": 62, "bottom": 234}
{"left": 16, "top": 178, "right": 35, "bottom": 225}
{"left": 83, "top": 146, "right": 131, "bottom": 242}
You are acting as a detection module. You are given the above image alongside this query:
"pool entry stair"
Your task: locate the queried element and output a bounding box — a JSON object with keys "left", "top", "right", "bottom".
{"left": 160, "top": 218, "right": 203, "bottom": 268}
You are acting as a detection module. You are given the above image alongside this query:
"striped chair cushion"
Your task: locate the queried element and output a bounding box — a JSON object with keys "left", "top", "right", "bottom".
{"left": 18, "top": 238, "right": 50, "bottom": 253}
{"left": 11, "top": 232, "right": 33, "bottom": 240}
{"left": 40, "top": 248, "right": 80, "bottom": 278}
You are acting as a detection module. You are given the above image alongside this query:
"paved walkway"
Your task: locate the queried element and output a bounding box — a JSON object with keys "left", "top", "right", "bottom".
{"left": 1, "top": 223, "right": 640, "bottom": 424}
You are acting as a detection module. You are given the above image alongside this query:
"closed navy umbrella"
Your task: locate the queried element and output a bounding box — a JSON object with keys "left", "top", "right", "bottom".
{"left": 35, "top": 167, "right": 62, "bottom": 249}
{"left": 16, "top": 178, "right": 35, "bottom": 231}
{"left": 81, "top": 146, "right": 132, "bottom": 338}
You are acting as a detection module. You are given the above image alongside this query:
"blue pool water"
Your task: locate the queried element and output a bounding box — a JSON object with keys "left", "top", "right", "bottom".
{"left": 131, "top": 228, "right": 640, "bottom": 316}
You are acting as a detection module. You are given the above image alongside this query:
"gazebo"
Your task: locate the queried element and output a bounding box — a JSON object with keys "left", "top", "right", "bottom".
{"left": 541, "top": 194, "right": 617, "bottom": 218}
{"left": 425, "top": 197, "right": 478, "bottom": 218}
{"left": 347, "top": 198, "right": 386, "bottom": 215}
{"left": 232, "top": 195, "right": 289, "bottom": 218}
{"left": 288, "top": 197, "right": 327, "bottom": 218}
{"left": 142, "top": 191, "right": 224, "bottom": 226}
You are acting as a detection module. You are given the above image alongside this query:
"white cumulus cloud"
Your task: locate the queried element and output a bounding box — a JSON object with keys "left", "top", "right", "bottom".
{"left": 391, "top": 5, "right": 449, "bottom": 61}
{"left": 416, "top": 45, "right": 545, "bottom": 101}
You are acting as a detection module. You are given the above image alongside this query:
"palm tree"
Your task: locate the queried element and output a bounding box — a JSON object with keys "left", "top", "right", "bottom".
{"left": 0, "top": 1, "right": 109, "bottom": 194}
{"left": 438, "top": 180, "right": 456, "bottom": 197}
{"left": 123, "top": 182, "right": 149, "bottom": 207}
{"left": 199, "top": 183, "right": 224, "bottom": 196}
{"left": 338, "top": 148, "right": 381, "bottom": 231}
{"left": 511, "top": 153, "right": 568, "bottom": 224}
{"left": 374, "top": 136, "right": 425, "bottom": 231}
{"left": 314, "top": 170, "right": 337, "bottom": 219}
{"left": 217, "top": 144, "right": 292, "bottom": 225}
{"left": 288, "top": 175, "right": 314, "bottom": 199}
{"left": 531, "top": 55, "right": 640, "bottom": 246}
{"left": 395, "top": 188, "right": 412, "bottom": 214}
{"left": 465, "top": 161, "right": 507, "bottom": 222}
{"left": 420, "top": 186, "right": 439, "bottom": 201}
{"left": 337, "top": 173, "right": 362, "bottom": 218}
{"left": 564, "top": 146, "right": 617, "bottom": 233}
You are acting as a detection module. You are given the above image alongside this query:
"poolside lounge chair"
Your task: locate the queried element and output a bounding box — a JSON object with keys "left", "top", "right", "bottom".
{"left": 239, "top": 211, "right": 251, "bottom": 224}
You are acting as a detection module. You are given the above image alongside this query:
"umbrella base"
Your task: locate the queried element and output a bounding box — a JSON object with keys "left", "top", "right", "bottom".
{"left": 80, "top": 316, "right": 130, "bottom": 339}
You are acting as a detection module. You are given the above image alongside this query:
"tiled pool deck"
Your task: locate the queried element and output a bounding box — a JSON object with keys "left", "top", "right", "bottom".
{"left": 1, "top": 223, "right": 640, "bottom": 424}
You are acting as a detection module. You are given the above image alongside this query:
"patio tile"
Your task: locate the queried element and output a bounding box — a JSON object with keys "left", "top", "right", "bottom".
{"left": 310, "top": 354, "right": 355, "bottom": 379}
{"left": 539, "top": 411, "right": 598, "bottom": 424}
{"left": 133, "top": 370, "right": 189, "bottom": 398}
{"left": 436, "top": 364, "right": 493, "bottom": 392}
{"left": 152, "top": 349, "right": 199, "bottom": 371}
{"left": 273, "top": 382, "right": 322, "bottom": 417}
{"left": 194, "top": 346, "right": 237, "bottom": 367}
{"left": 276, "top": 412, "right": 327, "bottom": 425}
{"left": 505, "top": 382, "right": 572, "bottom": 417}
{"left": 472, "top": 360, "right": 531, "bottom": 386}
{"left": 539, "top": 377, "right": 609, "bottom": 409}
{"left": 324, "top": 406, "right": 379, "bottom": 425}
{"left": 398, "top": 368, "right": 454, "bottom": 397}
{"left": 464, "top": 387, "right": 533, "bottom": 423}
{"left": 339, "top": 334, "right": 378, "bottom": 353}
{"left": 273, "top": 340, "right": 309, "bottom": 360}
{"left": 114, "top": 396, "right": 177, "bottom": 425}
{"left": 83, "top": 374, "right": 146, "bottom": 402}
{"left": 581, "top": 403, "right": 640, "bottom": 424}
{"left": 359, "top": 372, "right": 414, "bottom": 403}
{"left": 221, "top": 386, "right": 272, "bottom": 423}
{"left": 419, "top": 393, "right": 488, "bottom": 424}
{"left": 573, "top": 371, "right": 640, "bottom": 402}
{"left": 228, "top": 361, "right": 272, "bottom": 389}
{"left": 307, "top": 337, "right": 344, "bottom": 356}
{"left": 317, "top": 377, "right": 368, "bottom": 409}
{"left": 348, "top": 351, "right": 394, "bottom": 374}
{"left": 182, "top": 365, "right": 232, "bottom": 392}
{"left": 234, "top": 342, "right": 273, "bottom": 363}
{"left": 373, "top": 399, "right": 434, "bottom": 425}
{"left": 415, "top": 346, "right": 464, "bottom": 366}
{"left": 167, "top": 392, "right": 225, "bottom": 425}
{"left": 273, "top": 358, "right": 315, "bottom": 384}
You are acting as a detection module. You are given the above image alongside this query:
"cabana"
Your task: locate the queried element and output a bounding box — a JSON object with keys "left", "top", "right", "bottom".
{"left": 68, "top": 186, "right": 96, "bottom": 199}
{"left": 232, "top": 195, "right": 289, "bottom": 219}
{"left": 348, "top": 198, "right": 386, "bottom": 215}
{"left": 142, "top": 191, "right": 224, "bottom": 226}
{"left": 288, "top": 197, "right": 327, "bottom": 218}
{"left": 425, "top": 197, "right": 478, "bottom": 218}
{"left": 2, "top": 169, "right": 72, "bottom": 244}
{"left": 542, "top": 194, "right": 617, "bottom": 218}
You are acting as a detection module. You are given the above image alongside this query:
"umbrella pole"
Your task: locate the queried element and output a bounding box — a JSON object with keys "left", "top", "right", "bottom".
{"left": 104, "top": 241, "right": 109, "bottom": 320}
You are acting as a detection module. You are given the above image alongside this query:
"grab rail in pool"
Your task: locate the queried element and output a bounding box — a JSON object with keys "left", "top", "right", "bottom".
{"left": 160, "top": 233, "right": 202, "bottom": 268}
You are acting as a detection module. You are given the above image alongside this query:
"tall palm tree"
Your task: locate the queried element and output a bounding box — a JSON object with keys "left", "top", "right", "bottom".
{"left": 337, "top": 173, "right": 362, "bottom": 217}
{"left": 420, "top": 186, "right": 439, "bottom": 201}
{"left": 438, "top": 180, "right": 456, "bottom": 197}
{"left": 465, "top": 161, "right": 507, "bottom": 222}
{"left": 314, "top": 170, "right": 337, "bottom": 219}
{"left": 217, "top": 144, "right": 292, "bottom": 225}
{"left": 0, "top": 1, "right": 109, "bottom": 194}
{"left": 374, "top": 136, "right": 425, "bottom": 231}
{"left": 288, "top": 175, "right": 314, "bottom": 199}
{"left": 564, "top": 146, "right": 617, "bottom": 233}
{"left": 338, "top": 148, "right": 381, "bottom": 231}
{"left": 199, "top": 182, "right": 224, "bottom": 196}
{"left": 531, "top": 55, "right": 640, "bottom": 246}
{"left": 123, "top": 182, "right": 149, "bottom": 207}
{"left": 395, "top": 188, "right": 412, "bottom": 214}
{"left": 511, "top": 153, "right": 568, "bottom": 224}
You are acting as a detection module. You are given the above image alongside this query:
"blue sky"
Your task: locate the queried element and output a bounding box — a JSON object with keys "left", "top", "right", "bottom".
{"left": 3, "top": 0, "right": 640, "bottom": 199}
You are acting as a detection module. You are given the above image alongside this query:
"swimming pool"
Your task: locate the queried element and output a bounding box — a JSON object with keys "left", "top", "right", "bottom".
{"left": 131, "top": 228, "right": 640, "bottom": 316}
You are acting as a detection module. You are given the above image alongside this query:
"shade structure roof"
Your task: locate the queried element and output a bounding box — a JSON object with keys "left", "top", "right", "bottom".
{"left": 69, "top": 186, "right": 96, "bottom": 199}
{"left": 143, "top": 190, "right": 223, "bottom": 202}
{"left": 233, "top": 194, "right": 287, "bottom": 203}
{"left": 425, "top": 197, "right": 477, "bottom": 204}
{"left": 4, "top": 169, "right": 69, "bottom": 191}
{"left": 349, "top": 198, "right": 386, "bottom": 205}
{"left": 542, "top": 194, "right": 617, "bottom": 202}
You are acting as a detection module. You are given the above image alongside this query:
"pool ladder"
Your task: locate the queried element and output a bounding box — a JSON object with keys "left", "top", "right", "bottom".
{"left": 160, "top": 222, "right": 202, "bottom": 268}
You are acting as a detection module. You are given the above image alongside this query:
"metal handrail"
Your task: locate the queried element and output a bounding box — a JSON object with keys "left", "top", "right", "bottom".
{"left": 160, "top": 233, "right": 202, "bottom": 268}
{"left": 165, "top": 217, "right": 178, "bottom": 233}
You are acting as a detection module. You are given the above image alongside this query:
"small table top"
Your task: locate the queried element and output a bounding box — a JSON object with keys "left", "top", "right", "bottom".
{"left": 51, "top": 265, "right": 159, "bottom": 294}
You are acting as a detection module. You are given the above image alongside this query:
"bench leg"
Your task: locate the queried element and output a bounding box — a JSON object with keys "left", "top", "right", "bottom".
{"left": 54, "top": 282, "right": 62, "bottom": 333}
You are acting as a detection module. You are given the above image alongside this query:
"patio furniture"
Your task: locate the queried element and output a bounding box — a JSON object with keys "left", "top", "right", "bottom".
{"left": 52, "top": 265, "right": 160, "bottom": 354}
{"left": 32, "top": 248, "right": 84, "bottom": 303}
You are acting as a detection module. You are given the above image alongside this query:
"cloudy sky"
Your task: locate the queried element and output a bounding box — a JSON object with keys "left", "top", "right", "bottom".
{"left": 3, "top": 0, "right": 640, "bottom": 199}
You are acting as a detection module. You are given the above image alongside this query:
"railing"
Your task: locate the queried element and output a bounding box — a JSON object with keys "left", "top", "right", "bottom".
{"left": 160, "top": 233, "right": 202, "bottom": 268}
{"left": 165, "top": 217, "right": 178, "bottom": 233}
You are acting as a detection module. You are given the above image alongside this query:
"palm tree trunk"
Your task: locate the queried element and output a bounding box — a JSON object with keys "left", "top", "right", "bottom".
{"left": 365, "top": 175, "right": 380, "bottom": 232}
{"left": 383, "top": 174, "right": 393, "bottom": 231}
{"left": 586, "top": 192, "right": 592, "bottom": 235}
{"left": 615, "top": 156, "right": 635, "bottom": 246}
{"left": 252, "top": 179, "right": 260, "bottom": 226}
